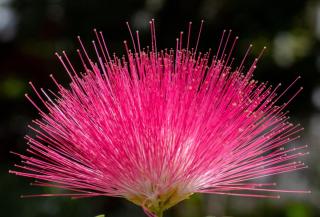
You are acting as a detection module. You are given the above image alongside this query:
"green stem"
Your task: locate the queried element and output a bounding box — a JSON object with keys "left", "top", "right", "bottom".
{"left": 155, "top": 210, "right": 163, "bottom": 217}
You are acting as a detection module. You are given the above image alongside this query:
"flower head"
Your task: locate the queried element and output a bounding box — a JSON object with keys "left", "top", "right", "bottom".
{"left": 10, "top": 20, "right": 309, "bottom": 217}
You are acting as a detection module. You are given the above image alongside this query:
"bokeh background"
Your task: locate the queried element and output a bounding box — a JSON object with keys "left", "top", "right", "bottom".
{"left": 1, "top": 0, "right": 319, "bottom": 216}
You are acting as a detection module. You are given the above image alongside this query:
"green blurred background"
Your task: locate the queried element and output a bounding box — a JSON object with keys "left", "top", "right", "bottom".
{"left": 1, "top": 0, "right": 319, "bottom": 216}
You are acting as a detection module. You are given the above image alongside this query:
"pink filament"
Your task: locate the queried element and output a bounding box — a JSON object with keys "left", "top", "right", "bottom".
{"left": 10, "top": 21, "right": 308, "bottom": 200}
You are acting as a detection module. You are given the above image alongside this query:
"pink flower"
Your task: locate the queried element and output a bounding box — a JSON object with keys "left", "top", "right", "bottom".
{"left": 10, "top": 20, "right": 309, "bottom": 217}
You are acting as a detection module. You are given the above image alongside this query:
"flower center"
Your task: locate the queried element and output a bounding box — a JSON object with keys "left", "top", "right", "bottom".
{"left": 127, "top": 187, "right": 193, "bottom": 214}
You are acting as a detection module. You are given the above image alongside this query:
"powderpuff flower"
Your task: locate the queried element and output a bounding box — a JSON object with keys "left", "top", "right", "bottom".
{"left": 10, "top": 20, "right": 309, "bottom": 217}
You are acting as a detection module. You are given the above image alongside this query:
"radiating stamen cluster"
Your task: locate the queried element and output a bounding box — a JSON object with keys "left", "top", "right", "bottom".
{"left": 10, "top": 20, "right": 309, "bottom": 217}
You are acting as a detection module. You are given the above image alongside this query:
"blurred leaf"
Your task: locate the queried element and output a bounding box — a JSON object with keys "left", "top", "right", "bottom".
{"left": 286, "top": 203, "right": 310, "bottom": 217}
{"left": 0, "top": 77, "right": 26, "bottom": 99}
